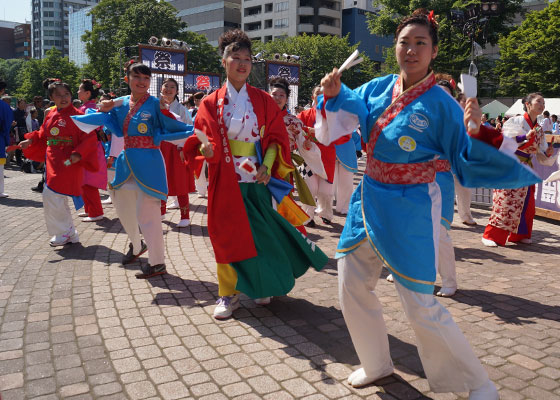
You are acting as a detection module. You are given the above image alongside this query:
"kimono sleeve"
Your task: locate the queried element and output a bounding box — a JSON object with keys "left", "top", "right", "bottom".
{"left": 152, "top": 106, "right": 194, "bottom": 146}
{"left": 194, "top": 97, "right": 222, "bottom": 165}
{"left": 22, "top": 117, "right": 49, "bottom": 162}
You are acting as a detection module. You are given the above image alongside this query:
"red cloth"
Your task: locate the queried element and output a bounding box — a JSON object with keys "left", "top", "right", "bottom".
{"left": 469, "top": 124, "right": 503, "bottom": 149}
{"left": 161, "top": 195, "right": 190, "bottom": 219}
{"left": 23, "top": 105, "right": 98, "bottom": 196}
{"left": 195, "top": 83, "right": 292, "bottom": 264}
{"left": 182, "top": 135, "right": 205, "bottom": 179}
{"left": 82, "top": 184, "right": 103, "bottom": 217}
{"left": 161, "top": 141, "right": 195, "bottom": 196}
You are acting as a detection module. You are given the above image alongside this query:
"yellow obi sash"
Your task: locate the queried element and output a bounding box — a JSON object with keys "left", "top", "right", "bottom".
{"left": 229, "top": 139, "right": 257, "bottom": 157}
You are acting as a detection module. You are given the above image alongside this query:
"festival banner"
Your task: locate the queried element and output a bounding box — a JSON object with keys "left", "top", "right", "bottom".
{"left": 139, "top": 44, "right": 187, "bottom": 76}
{"left": 184, "top": 72, "right": 221, "bottom": 94}
{"left": 266, "top": 61, "right": 300, "bottom": 85}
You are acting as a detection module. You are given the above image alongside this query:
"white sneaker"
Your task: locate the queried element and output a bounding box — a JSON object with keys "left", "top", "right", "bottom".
{"left": 0, "top": 193, "right": 8, "bottom": 198}
{"left": 101, "top": 198, "right": 112, "bottom": 204}
{"left": 254, "top": 297, "right": 271, "bottom": 305}
{"left": 386, "top": 274, "right": 394, "bottom": 283}
{"left": 481, "top": 238, "right": 498, "bottom": 247}
{"left": 347, "top": 367, "right": 393, "bottom": 388}
{"left": 213, "top": 294, "right": 240, "bottom": 320}
{"left": 50, "top": 230, "right": 79, "bottom": 247}
{"left": 78, "top": 212, "right": 88, "bottom": 217}
{"left": 520, "top": 238, "right": 532, "bottom": 244}
{"left": 436, "top": 287, "right": 457, "bottom": 297}
{"left": 197, "top": 193, "right": 206, "bottom": 198}
{"left": 167, "top": 197, "right": 180, "bottom": 209}
{"left": 82, "top": 215, "right": 103, "bottom": 222}
{"left": 176, "top": 219, "right": 190, "bottom": 228}
{"left": 469, "top": 380, "right": 499, "bottom": 400}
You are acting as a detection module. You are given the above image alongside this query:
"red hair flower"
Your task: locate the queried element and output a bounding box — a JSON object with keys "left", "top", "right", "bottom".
{"left": 92, "top": 79, "right": 101, "bottom": 88}
{"left": 427, "top": 10, "right": 439, "bottom": 29}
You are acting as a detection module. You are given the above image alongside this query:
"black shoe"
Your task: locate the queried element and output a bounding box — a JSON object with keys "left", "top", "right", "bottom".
{"left": 31, "top": 185, "right": 43, "bottom": 193}
{"left": 321, "top": 217, "right": 331, "bottom": 225}
{"left": 306, "top": 219, "right": 316, "bottom": 228}
{"left": 122, "top": 241, "right": 148, "bottom": 265}
{"left": 136, "top": 264, "right": 166, "bottom": 279}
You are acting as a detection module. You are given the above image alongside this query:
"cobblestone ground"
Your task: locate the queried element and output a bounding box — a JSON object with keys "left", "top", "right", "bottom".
{"left": 0, "top": 162, "right": 559, "bottom": 400}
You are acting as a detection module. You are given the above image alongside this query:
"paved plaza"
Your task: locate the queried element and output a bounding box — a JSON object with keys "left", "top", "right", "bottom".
{"left": 0, "top": 163, "right": 559, "bottom": 400}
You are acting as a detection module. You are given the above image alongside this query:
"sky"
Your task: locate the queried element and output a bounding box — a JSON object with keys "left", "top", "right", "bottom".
{"left": 0, "top": 0, "right": 31, "bottom": 23}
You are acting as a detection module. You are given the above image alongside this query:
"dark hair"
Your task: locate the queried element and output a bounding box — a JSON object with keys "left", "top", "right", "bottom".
{"left": 269, "top": 77, "right": 291, "bottom": 98}
{"left": 193, "top": 92, "right": 204, "bottom": 100}
{"left": 218, "top": 29, "right": 252, "bottom": 57}
{"left": 161, "top": 78, "right": 179, "bottom": 102}
{"left": 124, "top": 58, "right": 151, "bottom": 77}
{"left": 80, "top": 79, "right": 101, "bottom": 100}
{"left": 395, "top": 8, "right": 439, "bottom": 46}
{"left": 0, "top": 79, "right": 6, "bottom": 92}
{"left": 552, "top": 114, "right": 557, "bottom": 121}
{"left": 435, "top": 73, "right": 455, "bottom": 96}
{"left": 543, "top": 110, "right": 550, "bottom": 117}
{"left": 43, "top": 78, "right": 72, "bottom": 97}
{"left": 522, "top": 92, "right": 542, "bottom": 112}
{"left": 185, "top": 96, "right": 195, "bottom": 107}
{"left": 456, "top": 92, "right": 465, "bottom": 102}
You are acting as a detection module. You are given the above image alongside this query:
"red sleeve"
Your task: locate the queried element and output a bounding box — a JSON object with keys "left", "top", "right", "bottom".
{"left": 194, "top": 96, "right": 221, "bottom": 165}
{"left": 468, "top": 125, "right": 503, "bottom": 149}
{"left": 22, "top": 116, "right": 49, "bottom": 162}
{"left": 160, "top": 109, "right": 176, "bottom": 120}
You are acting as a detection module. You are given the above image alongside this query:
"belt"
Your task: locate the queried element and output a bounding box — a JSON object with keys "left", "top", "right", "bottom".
{"left": 124, "top": 136, "right": 159, "bottom": 150}
{"left": 47, "top": 137, "right": 73, "bottom": 146}
{"left": 365, "top": 157, "right": 437, "bottom": 185}
{"left": 229, "top": 139, "right": 257, "bottom": 157}
{"left": 434, "top": 159, "right": 451, "bottom": 173}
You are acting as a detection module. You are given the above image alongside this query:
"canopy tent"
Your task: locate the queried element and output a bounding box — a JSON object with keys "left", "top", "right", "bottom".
{"left": 505, "top": 98, "right": 560, "bottom": 117}
{"left": 481, "top": 100, "right": 509, "bottom": 118}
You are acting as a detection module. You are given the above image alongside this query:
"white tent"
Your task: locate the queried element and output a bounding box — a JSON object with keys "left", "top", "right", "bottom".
{"left": 481, "top": 100, "right": 509, "bottom": 118}
{"left": 505, "top": 98, "right": 560, "bottom": 117}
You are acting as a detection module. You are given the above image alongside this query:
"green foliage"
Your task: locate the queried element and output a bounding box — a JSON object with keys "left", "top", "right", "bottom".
{"left": 367, "top": 0, "right": 524, "bottom": 87}
{"left": 496, "top": 1, "right": 560, "bottom": 97}
{"left": 253, "top": 34, "right": 380, "bottom": 105}
{"left": 16, "top": 48, "right": 80, "bottom": 101}
{"left": 83, "top": 0, "right": 221, "bottom": 91}
{"left": 0, "top": 58, "right": 27, "bottom": 95}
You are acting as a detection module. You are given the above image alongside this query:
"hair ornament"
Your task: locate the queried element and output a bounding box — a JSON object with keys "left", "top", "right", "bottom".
{"left": 427, "top": 10, "right": 439, "bottom": 29}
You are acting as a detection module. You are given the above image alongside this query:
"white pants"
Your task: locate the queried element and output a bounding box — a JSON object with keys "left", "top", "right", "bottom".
{"left": 338, "top": 242, "right": 488, "bottom": 393}
{"left": 195, "top": 161, "right": 208, "bottom": 196}
{"left": 303, "top": 174, "right": 334, "bottom": 220}
{"left": 0, "top": 165, "right": 5, "bottom": 194}
{"left": 438, "top": 224, "right": 457, "bottom": 289}
{"left": 113, "top": 179, "right": 164, "bottom": 266}
{"left": 333, "top": 161, "right": 354, "bottom": 214}
{"left": 107, "top": 169, "right": 115, "bottom": 202}
{"left": 43, "top": 185, "right": 76, "bottom": 237}
{"left": 453, "top": 175, "right": 474, "bottom": 223}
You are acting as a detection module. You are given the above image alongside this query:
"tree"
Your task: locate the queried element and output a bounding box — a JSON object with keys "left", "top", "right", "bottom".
{"left": 17, "top": 48, "right": 80, "bottom": 101}
{"left": 253, "top": 34, "right": 380, "bottom": 105}
{"left": 83, "top": 0, "right": 221, "bottom": 90}
{"left": 0, "top": 58, "right": 27, "bottom": 95}
{"left": 367, "top": 0, "right": 524, "bottom": 91}
{"left": 496, "top": 1, "right": 560, "bottom": 97}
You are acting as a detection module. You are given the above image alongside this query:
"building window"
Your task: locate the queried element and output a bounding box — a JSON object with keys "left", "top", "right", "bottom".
{"left": 274, "top": 18, "right": 288, "bottom": 28}
{"left": 275, "top": 1, "right": 289, "bottom": 12}
{"left": 265, "top": 3, "right": 273, "bottom": 12}
{"left": 264, "top": 35, "right": 273, "bottom": 42}
{"left": 244, "top": 5, "right": 262, "bottom": 16}
{"left": 244, "top": 21, "right": 262, "bottom": 31}
{"left": 265, "top": 19, "right": 272, "bottom": 28}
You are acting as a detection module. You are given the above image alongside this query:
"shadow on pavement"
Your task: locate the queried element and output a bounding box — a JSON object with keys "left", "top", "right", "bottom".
{"left": 0, "top": 196, "right": 43, "bottom": 208}
{"left": 454, "top": 247, "right": 524, "bottom": 265}
{"left": 149, "top": 273, "right": 218, "bottom": 309}
{"left": 48, "top": 243, "right": 115, "bottom": 263}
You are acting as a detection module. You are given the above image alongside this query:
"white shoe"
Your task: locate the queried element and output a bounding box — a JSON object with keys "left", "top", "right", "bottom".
{"left": 469, "top": 380, "right": 499, "bottom": 400}
{"left": 347, "top": 367, "right": 393, "bottom": 388}
{"left": 197, "top": 193, "right": 206, "bottom": 198}
{"left": 481, "top": 238, "right": 498, "bottom": 247}
{"left": 436, "top": 287, "right": 457, "bottom": 297}
{"left": 213, "top": 294, "right": 240, "bottom": 320}
{"left": 82, "top": 215, "right": 103, "bottom": 222}
{"left": 0, "top": 193, "right": 8, "bottom": 198}
{"left": 101, "top": 198, "right": 112, "bottom": 204}
{"left": 520, "top": 238, "right": 532, "bottom": 244}
{"left": 50, "top": 230, "right": 79, "bottom": 247}
{"left": 254, "top": 297, "right": 271, "bottom": 305}
{"left": 386, "top": 274, "right": 394, "bottom": 283}
{"left": 167, "top": 202, "right": 180, "bottom": 209}
{"left": 176, "top": 219, "right": 190, "bottom": 228}
{"left": 78, "top": 212, "right": 88, "bottom": 217}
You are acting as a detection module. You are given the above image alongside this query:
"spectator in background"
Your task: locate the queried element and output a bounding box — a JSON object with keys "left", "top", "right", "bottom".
{"left": 541, "top": 110, "right": 552, "bottom": 134}
{"left": 30, "top": 108, "right": 39, "bottom": 131}
{"left": 72, "top": 99, "right": 81, "bottom": 108}
{"left": 33, "top": 96, "right": 45, "bottom": 124}
{"left": 13, "top": 99, "right": 28, "bottom": 166}
{"left": 552, "top": 114, "right": 558, "bottom": 135}
{"left": 495, "top": 115, "right": 503, "bottom": 131}
{"left": 0, "top": 79, "right": 14, "bottom": 197}
{"left": 481, "top": 113, "right": 492, "bottom": 127}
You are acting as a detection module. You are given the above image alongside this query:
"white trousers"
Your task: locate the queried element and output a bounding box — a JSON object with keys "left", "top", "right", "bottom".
{"left": 195, "top": 161, "right": 208, "bottom": 196}
{"left": 0, "top": 165, "right": 5, "bottom": 194}
{"left": 338, "top": 242, "right": 488, "bottom": 393}
{"left": 113, "top": 179, "right": 164, "bottom": 266}
{"left": 303, "top": 174, "right": 334, "bottom": 220}
{"left": 438, "top": 224, "right": 457, "bottom": 289}
{"left": 107, "top": 169, "right": 115, "bottom": 202}
{"left": 333, "top": 161, "right": 354, "bottom": 214}
{"left": 453, "top": 175, "right": 474, "bottom": 223}
{"left": 43, "top": 185, "right": 75, "bottom": 237}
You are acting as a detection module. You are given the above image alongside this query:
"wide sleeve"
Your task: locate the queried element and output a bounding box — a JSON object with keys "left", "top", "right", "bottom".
{"left": 193, "top": 97, "right": 222, "bottom": 165}
{"left": 22, "top": 116, "right": 49, "bottom": 162}
{"left": 152, "top": 106, "right": 194, "bottom": 146}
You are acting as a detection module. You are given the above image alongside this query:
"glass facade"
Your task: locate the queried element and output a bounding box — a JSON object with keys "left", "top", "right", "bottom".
{"left": 68, "top": 6, "right": 92, "bottom": 67}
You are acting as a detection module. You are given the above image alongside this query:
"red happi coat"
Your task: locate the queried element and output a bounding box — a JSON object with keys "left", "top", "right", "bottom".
{"left": 195, "top": 83, "right": 293, "bottom": 264}
{"left": 24, "top": 105, "right": 98, "bottom": 196}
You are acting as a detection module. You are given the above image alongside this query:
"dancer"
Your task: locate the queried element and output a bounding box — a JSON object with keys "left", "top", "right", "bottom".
{"left": 77, "top": 79, "right": 107, "bottom": 222}
{"left": 318, "top": 9, "right": 540, "bottom": 399}
{"left": 71, "top": 60, "right": 194, "bottom": 278}
{"left": 20, "top": 78, "right": 98, "bottom": 246}
{"left": 333, "top": 130, "right": 359, "bottom": 215}
{"left": 159, "top": 78, "right": 195, "bottom": 228}
{"left": 0, "top": 79, "right": 13, "bottom": 198}
{"left": 194, "top": 30, "right": 328, "bottom": 319}
{"left": 482, "top": 92, "right": 557, "bottom": 246}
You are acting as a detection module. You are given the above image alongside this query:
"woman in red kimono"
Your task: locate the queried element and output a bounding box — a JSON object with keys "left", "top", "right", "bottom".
{"left": 194, "top": 30, "right": 328, "bottom": 320}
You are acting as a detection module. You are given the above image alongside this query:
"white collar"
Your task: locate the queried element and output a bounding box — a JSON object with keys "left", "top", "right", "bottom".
{"left": 226, "top": 80, "right": 248, "bottom": 104}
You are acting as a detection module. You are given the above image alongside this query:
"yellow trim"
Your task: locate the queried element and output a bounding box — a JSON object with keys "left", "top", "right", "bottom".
{"left": 228, "top": 139, "right": 257, "bottom": 156}
{"left": 275, "top": 146, "right": 294, "bottom": 179}
{"left": 336, "top": 156, "right": 358, "bottom": 172}
{"left": 441, "top": 216, "right": 451, "bottom": 226}
{"left": 123, "top": 152, "right": 167, "bottom": 197}
{"left": 335, "top": 237, "right": 367, "bottom": 253}
{"left": 360, "top": 182, "right": 435, "bottom": 286}
{"left": 0, "top": 158, "right": 5, "bottom": 165}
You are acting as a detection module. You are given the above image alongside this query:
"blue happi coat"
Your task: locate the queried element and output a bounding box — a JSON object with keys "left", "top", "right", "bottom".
{"left": 315, "top": 74, "right": 539, "bottom": 294}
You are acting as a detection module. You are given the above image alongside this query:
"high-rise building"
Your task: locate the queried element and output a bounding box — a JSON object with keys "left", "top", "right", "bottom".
{"left": 31, "top": 0, "right": 99, "bottom": 59}
{"left": 68, "top": 5, "right": 93, "bottom": 67}
{"left": 242, "top": 0, "right": 342, "bottom": 43}
{"left": 14, "top": 24, "right": 32, "bottom": 59}
{"left": 169, "top": 0, "right": 242, "bottom": 47}
{"left": 0, "top": 21, "right": 19, "bottom": 59}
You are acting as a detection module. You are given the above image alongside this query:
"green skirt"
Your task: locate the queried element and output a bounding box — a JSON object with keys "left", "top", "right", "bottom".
{"left": 232, "top": 182, "right": 328, "bottom": 298}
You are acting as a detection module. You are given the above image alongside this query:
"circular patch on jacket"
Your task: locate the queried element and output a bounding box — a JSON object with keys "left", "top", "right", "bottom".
{"left": 50, "top": 127, "right": 60, "bottom": 136}
{"left": 137, "top": 123, "right": 148, "bottom": 134}
{"left": 398, "top": 136, "right": 416, "bottom": 152}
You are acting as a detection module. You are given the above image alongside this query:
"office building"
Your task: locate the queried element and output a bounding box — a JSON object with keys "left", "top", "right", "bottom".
{"left": 68, "top": 5, "right": 93, "bottom": 67}
{"left": 32, "top": 0, "right": 99, "bottom": 59}
{"left": 169, "top": 0, "right": 242, "bottom": 47}
{"left": 14, "top": 24, "right": 32, "bottom": 59}
{"left": 242, "top": 0, "right": 342, "bottom": 43}
{"left": 0, "top": 21, "right": 19, "bottom": 59}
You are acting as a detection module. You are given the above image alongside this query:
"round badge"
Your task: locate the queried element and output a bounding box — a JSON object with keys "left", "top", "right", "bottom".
{"left": 398, "top": 136, "right": 416, "bottom": 152}
{"left": 138, "top": 123, "right": 148, "bottom": 134}
{"left": 50, "top": 127, "right": 60, "bottom": 136}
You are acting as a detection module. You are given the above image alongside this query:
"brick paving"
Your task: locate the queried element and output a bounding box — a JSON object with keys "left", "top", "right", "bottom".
{"left": 0, "top": 162, "right": 559, "bottom": 400}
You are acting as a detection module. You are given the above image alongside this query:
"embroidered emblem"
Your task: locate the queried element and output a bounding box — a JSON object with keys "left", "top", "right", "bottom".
{"left": 137, "top": 123, "right": 148, "bottom": 134}
{"left": 408, "top": 113, "right": 429, "bottom": 133}
{"left": 140, "top": 111, "right": 151, "bottom": 120}
{"left": 398, "top": 136, "right": 416, "bottom": 152}
{"left": 57, "top": 119, "right": 66, "bottom": 127}
{"left": 50, "top": 127, "right": 60, "bottom": 136}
